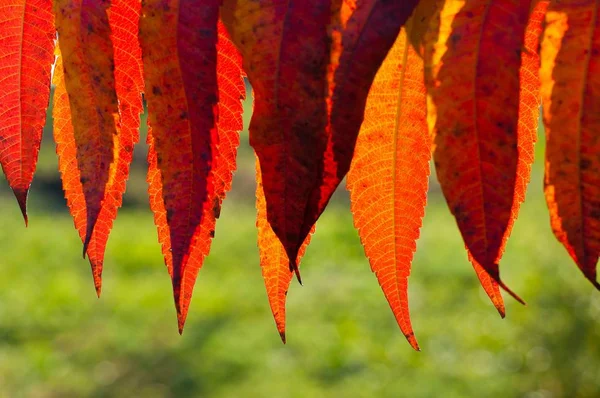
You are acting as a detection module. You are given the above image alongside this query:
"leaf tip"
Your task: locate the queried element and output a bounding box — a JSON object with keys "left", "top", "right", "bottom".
{"left": 12, "top": 188, "right": 29, "bottom": 227}
{"left": 279, "top": 330, "right": 287, "bottom": 344}
{"left": 497, "top": 304, "right": 506, "bottom": 318}
{"left": 88, "top": 259, "right": 103, "bottom": 298}
{"left": 496, "top": 278, "right": 526, "bottom": 306}
{"left": 290, "top": 259, "right": 303, "bottom": 286}
{"left": 177, "top": 305, "right": 188, "bottom": 335}
{"left": 587, "top": 275, "right": 600, "bottom": 291}
{"left": 406, "top": 333, "right": 420, "bottom": 351}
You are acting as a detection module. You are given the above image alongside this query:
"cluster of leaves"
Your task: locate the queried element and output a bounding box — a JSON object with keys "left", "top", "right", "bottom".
{"left": 0, "top": 0, "right": 598, "bottom": 349}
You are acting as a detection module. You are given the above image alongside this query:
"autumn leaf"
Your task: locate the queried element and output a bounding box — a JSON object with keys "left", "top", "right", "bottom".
{"left": 142, "top": 1, "right": 246, "bottom": 331}
{"left": 221, "top": 0, "right": 331, "bottom": 281}
{"left": 425, "top": 0, "right": 535, "bottom": 304}
{"left": 540, "top": 0, "right": 600, "bottom": 289}
{"left": 54, "top": 0, "right": 120, "bottom": 256}
{"left": 304, "top": 0, "right": 420, "bottom": 252}
{"left": 347, "top": 22, "right": 429, "bottom": 350}
{"left": 0, "top": 0, "right": 55, "bottom": 223}
{"left": 53, "top": 0, "right": 143, "bottom": 295}
{"left": 256, "top": 157, "right": 313, "bottom": 343}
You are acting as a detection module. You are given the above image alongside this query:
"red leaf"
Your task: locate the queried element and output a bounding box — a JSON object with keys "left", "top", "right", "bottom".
{"left": 0, "top": 0, "right": 55, "bottom": 223}
{"left": 143, "top": 4, "right": 246, "bottom": 331}
{"left": 53, "top": 0, "right": 144, "bottom": 295}
{"left": 54, "top": 0, "right": 121, "bottom": 255}
{"left": 222, "top": 0, "right": 331, "bottom": 280}
{"left": 540, "top": 0, "right": 600, "bottom": 289}
{"left": 425, "top": 0, "right": 535, "bottom": 303}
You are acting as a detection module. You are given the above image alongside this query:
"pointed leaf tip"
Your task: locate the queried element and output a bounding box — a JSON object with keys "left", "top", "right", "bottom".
{"left": 290, "top": 260, "right": 303, "bottom": 286}
{"left": 88, "top": 259, "right": 103, "bottom": 298}
{"left": 496, "top": 278, "right": 526, "bottom": 306}
{"left": 12, "top": 188, "right": 29, "bottom": 227}
{"left": 279, "top": 331, "right": 286, "bottom": 344}
{"left": 406, "top": 332, "right": 420, "bottom": 352}
{"left": 588, "top": 276, "right": 600, "bottom": 291}
{"left": 178, "top": 313, "right": 186, "bottom": 335}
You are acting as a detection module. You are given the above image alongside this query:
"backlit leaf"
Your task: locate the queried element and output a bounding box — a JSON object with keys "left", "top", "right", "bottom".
{"left": 540, "top": 0, "right": 600, "bottom": 289}
{"left": 53, "top": 0, "right": 143, "bottom": 295}
{"left": 142, "top": 4, "right": 246, "bottom": 331}
{"left": 305, "top": 0, "right": 420, "bottom": 251}
{"left": 222, "top": 0, "right": 331, "bottom": 280}
{"left": 347, "top": 24, "right": 429, "bottom": 351}
{"left": 256, "top": 157, "right": 313, "bottom": 343}
{"left": 425, "top": 0, "right": 533, "bottom": 304}
{"left": 54, "top": 0, "right": 120, "bottom": 255}
{"left": 0, "top": 0, "right": 55, "bottom": 223}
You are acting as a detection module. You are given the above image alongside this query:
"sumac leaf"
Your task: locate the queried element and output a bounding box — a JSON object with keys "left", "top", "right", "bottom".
{"left": 142, "top": 3, "right": 246, "bottom": 331}
{"left": 222, "top": 0, "right": 331, "bottom": 280}
{"left": 53, "top": 0, "right": 143, "bottom": 295}
{"left": 54, "top": 0, "right": 120, "bottom": 255}
{"left": 425, "top": 0, "right": 534, "bottom": 304}
{"left": 256, "top": 157, "right": 313, "bottom": 343}
{"left": 305, "top": 0, "right": 420, "bottom": 251}
{"left": 0, "top": 0, "right": 54, "bottom": 223}
{"left": 347, "top": 24, "right": 429, "bottom": 351}
{"left": 540, "top": 0, "right": 600, "bottom": 289}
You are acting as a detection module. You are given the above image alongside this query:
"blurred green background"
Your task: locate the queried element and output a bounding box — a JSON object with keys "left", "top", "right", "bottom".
{"left": 0, "top": 88, "right": 599, "bottom": 398}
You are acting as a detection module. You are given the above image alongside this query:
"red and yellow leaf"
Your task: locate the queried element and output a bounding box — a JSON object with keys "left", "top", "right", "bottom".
{"left": 346, "top": 24, "right": 429, "bottom": 351}
{"left": 54, "top": 0, "right": 120, "bottom": 255}
{"left": 222, "top": 0, "right": 331, "bottom": 279}
{"left": 425, "top": 0, "right": 534, "bottom": 304}
{"left": 53, "top": 0, "right": 143, "bottom": 295}
{"left": 540, "top": 0, "right": 600, "bottom": 289}
{"left": 143, "top": 4, "right": 245, "bottom": 331}
{"left": 0, "top": 0, "right": 55, "bottom": 223}
{"left": 256, "top": 157, "right": 313, "bottom": 343}
{"left": 304, "top": 1, "right": 420, "bottom": 249}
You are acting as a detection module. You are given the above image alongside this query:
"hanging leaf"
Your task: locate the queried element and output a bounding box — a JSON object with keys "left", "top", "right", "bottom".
{"left": 347, "top": 23, "right": 429, "bottom": 351}
{"left": 54, "top": 0, "right": 120, "bottom": 255}
{"left": 0, "top": 0, "right": 55, "bottom": 223}
{"left": 303, "top": 0, "right": 420, "bottom": 250}
{"left": 53, "top": 0, "right": 143, "bottom": 295}
{"left": 425, "top": 0, "right": 534, "bottom": 303}
{"left": 540, "top": 0, "right": 600, "bottom": 289}
{"left": 222, "top": 0, "right": 331, "bottom": 280}
{"left": 256, "top": 157, "right": 313, "bottom": 343}
{"left": 142, "top": 2, "right": 246, "bottom": 331}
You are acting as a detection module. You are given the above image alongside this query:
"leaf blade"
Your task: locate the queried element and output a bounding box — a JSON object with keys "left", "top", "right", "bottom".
{"left": 54, "top": 0, "right": 121, "bottom": 254}
{"left": 222, "top": 0, "right": 331, "bottom": 276}
{"left": 540, "top": 0, "right": 600, "bottom": 289}
{"left": 347, "top": 25, "right": 429, "bottom": 351}
{"left": 0, "top": 0, "right": 55, "bottom": 223}
{"left": 142, "top": 4, "right": 246, "bottom": 330}
{"left": 53, "top": 0, "right": 143, "bottom": 295}
{"left": 425, "top": 0, "right": 533, "bottom": 302}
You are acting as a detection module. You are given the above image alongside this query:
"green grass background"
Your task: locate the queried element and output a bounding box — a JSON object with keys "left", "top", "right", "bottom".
{"left": 0, "top": 92, "right": 599, "bottom": 398}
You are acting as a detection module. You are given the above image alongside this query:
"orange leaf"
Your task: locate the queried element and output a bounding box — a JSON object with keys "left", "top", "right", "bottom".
{"left": 222, "top": 0, "right": 331, "bottom": 280}
{"left": 53, "top": 0, "right": 144, "bottom": 295}
{"left": 346, "top": 24, "right": 429, "bottom": 351}
{"left": 298, "top": 0, "right": 421, "bottom": 271}
{"left": 54, "top": 0, "right": 121, "bottom": 255}
{"left": 540, "top": 0, "right": 600, "bottom": 289}
{"left": 0, "top": 0, "right": 55, "bottom": 223}
{"left": 256, "top": 157, "right": 313, "bottom": 343}
{"left": 143, "top": 5, "right": 246, "bottom": 331}
{"left": 425, "top": 1, "right": 536, "bottom": 304}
